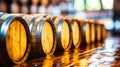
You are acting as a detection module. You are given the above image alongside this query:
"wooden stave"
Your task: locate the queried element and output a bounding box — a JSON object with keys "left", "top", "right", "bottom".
{"left": 0, "top": 16, "right": 13, "bottom": 66}
{"left": 22, "top": 15, "right": 42, "bottom": 59}
{"left": 0, "top": 16, "right": 31, "bottom": 66}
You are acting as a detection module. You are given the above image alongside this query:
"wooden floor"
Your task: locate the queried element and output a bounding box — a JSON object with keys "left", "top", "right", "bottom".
{"left": 12, "top": 37, "right": 120, "bottom": 67}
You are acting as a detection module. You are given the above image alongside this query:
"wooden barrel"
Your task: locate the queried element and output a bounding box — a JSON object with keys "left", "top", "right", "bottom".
{"left": 78, "top": 19, "right": 91, "bottom": 51}
{"left": 71, "top": 19, "right": 82, "bottom": 48}
{"left": 0, "top": 15, "right": 31, "bottom": 66}
{"left": 63, "top": 16, "right": 82, "bottom": 48}
{"left": 93, "top": 21, "right": 103, "bottom": 48}
{"left": 101, "top": 23, "right": 106, "bottom": 42}
{"left": 89, "top": 20, "right": 96, "bottom": 43}
{"left": 88, "top": 20, "right": 97, "bottom": 49}
{"left": 50, "top": 16, "right": 72, "bottom": 52}
{"left": 22, "top": 14, "right": 56, "bottom": 59}
{"left": 96, "top": 21, "right": 102, "bottom": 42}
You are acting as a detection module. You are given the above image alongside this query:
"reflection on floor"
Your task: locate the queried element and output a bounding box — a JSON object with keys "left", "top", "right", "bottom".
{"left": 89, "top": 37, "right": 120, "bottom": 67}
{"left": 13, "top": 37, "right": 120, "bottom": 67}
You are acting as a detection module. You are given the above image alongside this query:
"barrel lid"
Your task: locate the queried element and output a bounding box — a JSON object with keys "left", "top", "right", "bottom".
{"left": 72, "top": 20, "right": 82, "bottom": 48}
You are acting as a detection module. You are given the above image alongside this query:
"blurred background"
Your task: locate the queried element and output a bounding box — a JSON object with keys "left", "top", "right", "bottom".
{"left": 0, "top": 0, "right": 120, "bottom": 36}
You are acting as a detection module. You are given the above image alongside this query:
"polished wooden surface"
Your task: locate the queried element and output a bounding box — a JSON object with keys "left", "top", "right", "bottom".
{"left": 12, "top": 37, "right": 120, "bottom": 67}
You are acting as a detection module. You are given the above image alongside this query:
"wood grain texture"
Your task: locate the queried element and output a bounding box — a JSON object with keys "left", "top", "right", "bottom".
{"left": 0, "top": 14, "right": 30, "bottom": 65}
{"left": 61, "top": 21, "right": 70, "bottom": 49}
{"left": 6, "top": 20, "right": 27, "bottom": 61}
{"left": 42, "top": 21, "right": 53, "bottom": 54}
{"left": 73, "top": 21, "right": 80, "bottom": 47}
